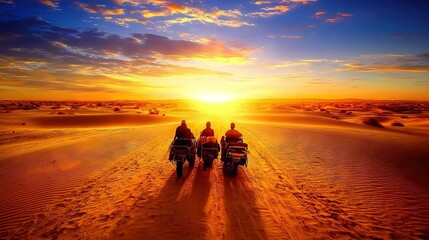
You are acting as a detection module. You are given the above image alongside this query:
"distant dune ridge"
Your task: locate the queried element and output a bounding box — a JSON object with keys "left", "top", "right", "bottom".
{"left": 29, "top": 114, "right": 178, "bottom": 128}
{"left": 0, "top": 100, "right": 429, "bottom": 239}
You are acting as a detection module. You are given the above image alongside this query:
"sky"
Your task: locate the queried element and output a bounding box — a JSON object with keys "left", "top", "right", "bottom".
{"left": 1, "top": 0, "right": 428, "bottom": 101}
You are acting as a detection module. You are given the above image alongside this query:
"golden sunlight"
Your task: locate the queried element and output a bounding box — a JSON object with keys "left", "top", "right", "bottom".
{"left": 194, "top": 92, "right": 234, "bottom": 103}
{"left": 192, "top": 98, "right": 241, "bottom": 115}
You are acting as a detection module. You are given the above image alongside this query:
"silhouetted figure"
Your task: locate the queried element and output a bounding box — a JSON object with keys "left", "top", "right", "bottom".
{"left": 201, "top": 121, "right": 214, "bottom": 137}
{"left": 221, "top": 122, "right": 246, "bottom": 161}
{"left": 174, "top": 120, "right": 194, "bottom": 139}
{"left": 224, "top": 122, "right": 242, "bottom": 142}
{"left": 170, "top": 120, "right": 195, "bottom": 161}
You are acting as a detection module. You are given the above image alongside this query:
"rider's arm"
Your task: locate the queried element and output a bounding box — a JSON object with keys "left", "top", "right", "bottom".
{"left": 174, "top": 128, "right": 179, "bottom": 139}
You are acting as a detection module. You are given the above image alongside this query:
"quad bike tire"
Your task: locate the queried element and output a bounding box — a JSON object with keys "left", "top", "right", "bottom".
{"left": 189, "top": 155, "right": 196, "bottom": 168}
{"left": 176, "top": 161, "right": 183, "bottom": 177}
{"left": 231, "top": 163, "right": 239, "bottom": 177}
{"left": 222, "top": 161, "right": 229, "bottom": 173}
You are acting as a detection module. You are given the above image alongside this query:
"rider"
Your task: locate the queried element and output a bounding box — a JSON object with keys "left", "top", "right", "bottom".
{"left": 221, "top": 122, "right": 244, "bottom": 161}
{"left": 198, "top": 121, "right": 215, "bottom": 157}
{"left": 201, "top": 121, "right": 214, "bottom": 137}
{"left": 225, "top": 122, "right": 242, "bottom": 142}
{"left": 170, "top": 120, "right": 195, "bottom": 160}
{"left": 174, "top": 120, "right": 194, "bottom": 139}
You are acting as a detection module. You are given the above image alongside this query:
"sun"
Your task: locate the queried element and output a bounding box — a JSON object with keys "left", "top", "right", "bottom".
{"left": 191, "top": 92, "right": 241, "bottom": 114}
{"left": 194, "top": 92, "right": 233, "bottom": 103}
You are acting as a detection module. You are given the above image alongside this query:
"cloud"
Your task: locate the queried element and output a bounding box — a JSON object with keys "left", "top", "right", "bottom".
{"left": 338, "top": 12, "right": 352, "bottom": 17}
{"left": 300, "top": 59, "right": 327, "bottom": 63}
{"left": 39, "top": 0, "right": 59, "bottom": 8}
{"left": 248, "top": 5, "right": 289, "bottom": 17}
{"left": 268, "top": 35, "right": 301, "bottom": 39}
{"left": 269, "top": 61, "right": 309, "bottom": 68}
{"left": 0, "top": 17, "right": 254, "bottom": 93}
{"left": 254, "top": 0, "right": 271, "bottom": 5}
{"left": 326, "top": 12, "right": 352, "bottom": 23}
{"left": 0, "top": 18, "right": 251, "bottom": 64}
{"left": 340, "top": 54, "right": 429, "bottom": 73}
{"left": 0, "top": 0, "right": 14, "bottom": 4}
{"left": 289, "top": 0, "right": 317, "bottom": 4}
{"left": 315, "top": 11, "right": 326, "bottom": 17}
{"left": 98, "top": 0, "right": 315, "bottom": 28}
{"left": 113, "top": 0, "right": 167, "bottom": 6}
{"left": 137, "top": 3, "right": 254, "bottom": 28}
{"left": 282, "top": 35, "right": 301, "bottom": 39}
{"left": 105, "top": 17, "right": 149, "bottom": 27}
{"left": 77, "top": 3, "right": 125, "bottom": 15}
{"left": 269, "top": 58, "right": 343, "bottom": 67}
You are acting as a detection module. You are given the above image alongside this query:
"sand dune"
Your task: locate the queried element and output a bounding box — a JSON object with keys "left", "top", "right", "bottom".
{"left": 1, "top": 100, "right": 429, "bottom": 239}
{"left": 27, "top": 114, "right": 178, "bottom": 128}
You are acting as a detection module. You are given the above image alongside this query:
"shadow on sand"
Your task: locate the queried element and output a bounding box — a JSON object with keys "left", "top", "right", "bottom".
{"left": 109, "top": 162, "right": 212, "bottom": 239}
{"left": 222, "top": 167, "right": 268, "bottom": 240}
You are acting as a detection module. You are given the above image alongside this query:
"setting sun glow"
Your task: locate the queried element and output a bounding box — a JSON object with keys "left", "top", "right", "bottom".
{"left": 194, "top": 93, "right": 234, "bottom": 103}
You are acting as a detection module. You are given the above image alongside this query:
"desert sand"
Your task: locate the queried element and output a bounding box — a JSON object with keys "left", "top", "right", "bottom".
{"left": 1, "top": 100, "right": 429, "bottom": 239}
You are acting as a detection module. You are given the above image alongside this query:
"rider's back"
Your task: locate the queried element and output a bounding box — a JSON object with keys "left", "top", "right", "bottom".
{"left": 201, "top": 128, "right": 214, "bottom": 137}
{"left": 176, "top": 125, "right": 193, "bottom": 139}
{"left": 225, "top": 129, "right": 242, "bottom": 142}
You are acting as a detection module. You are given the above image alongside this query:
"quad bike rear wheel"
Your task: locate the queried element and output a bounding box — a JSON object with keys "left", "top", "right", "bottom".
{"left": 231, "top": 163, "right": 239, "bottom": 177}
{"left": 176, "top": 161, "right": 183, "bottom": 177}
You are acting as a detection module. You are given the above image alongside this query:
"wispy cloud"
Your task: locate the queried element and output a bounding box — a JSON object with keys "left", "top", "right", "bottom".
{"left": 104, "top": 17, "right": 149, "bottom": 27}
{"left": 268, "top": 34, "right": 302, "bottom": 39}
{"left": 326, "top": 12, "right": 352, "bottom": 23}
{"left": 269, "top": 58, "right": 342, "bottom": 67}
{"left": 247, "top": 5, "right": 289, "bottom": 17}
{"left": 77, "top": 3, "right": 125, "bottom": 15}
{"left": 113, "top": 0, "right": 167, "bottom": 6}
{"left": 289, "top": 0, "right": 317, "bottom": 4}
{"left": 39, "top": 0, "right": 59, "bottom": 8}
{"left": 254, "top": 0, "right": 271, "bottom": 5}
{"left": 314, "top": 11, "right": 326, "bottom": 17}
{"left": 0, "top": 0, "right": 14, "bottom": 4}
{"left": 339, "top": 54, "right": 429, "bottom": 73}
{"left": 269, "top": 61, "right": 309, "bottom": 68}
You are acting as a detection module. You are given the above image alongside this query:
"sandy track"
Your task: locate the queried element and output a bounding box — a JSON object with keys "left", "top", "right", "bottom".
{"left": 7, "top": 116, "right": 429, "bottom": 239}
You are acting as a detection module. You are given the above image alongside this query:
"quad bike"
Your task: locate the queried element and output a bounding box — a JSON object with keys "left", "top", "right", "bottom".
{"left": 201, "top": 147, "right": 219, "bottom": 170}
{"left": 169, "top": 138, "right": 196, "bottom": 177}
{"left": 221, "top": 136, "right": 248, "bottom": 177}
{"left": 197, "top": 136, "right": 220, "bottom": 170}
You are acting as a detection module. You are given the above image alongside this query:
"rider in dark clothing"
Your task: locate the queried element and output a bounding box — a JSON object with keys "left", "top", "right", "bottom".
{"left": 224, "top": 122, "right": 242, "bottom": 142}
{"left": 198, "top": 121, "right": 215, "bottom": 158}
{"left": 201, "top": 121, "right": 214, "bottom": 137}
{"left": 174, "top": 120, "right": 194, "bottom": 139}
{"left": 221, "top": 122, "right": 246, "bottom": 161}
{"left": 170, "top": 120, "right": 195, "bottom": 160}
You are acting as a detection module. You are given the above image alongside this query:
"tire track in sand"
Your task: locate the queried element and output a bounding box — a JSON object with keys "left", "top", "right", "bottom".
{"left": 238, "top": 122, "right": 396, "bottom": 239}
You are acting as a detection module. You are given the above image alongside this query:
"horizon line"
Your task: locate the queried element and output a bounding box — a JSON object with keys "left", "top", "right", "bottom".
{"left": 1, "top": 98, "right": 429, "bottom": 102}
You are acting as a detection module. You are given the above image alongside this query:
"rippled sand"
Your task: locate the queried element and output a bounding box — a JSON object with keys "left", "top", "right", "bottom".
{"left": 1, "top": 100, "right": 428, "bottom": 239}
